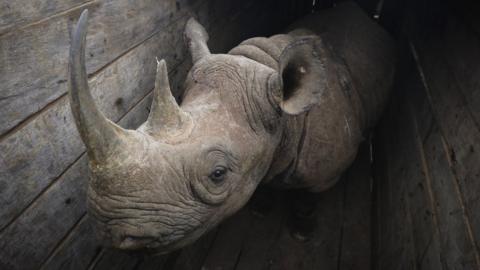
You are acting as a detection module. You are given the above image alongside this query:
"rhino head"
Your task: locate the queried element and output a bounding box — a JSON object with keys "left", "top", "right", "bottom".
{"left": 69, "top": 10, "right": 326, "bottom": 253}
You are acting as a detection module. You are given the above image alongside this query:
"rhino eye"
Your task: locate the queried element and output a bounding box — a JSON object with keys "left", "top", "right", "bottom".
{"left": 209, "top": 166, "right": 227, "bottom": 183}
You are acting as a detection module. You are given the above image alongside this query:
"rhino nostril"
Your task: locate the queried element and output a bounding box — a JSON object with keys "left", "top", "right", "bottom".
{"left": 118, "top": 235, "right": 155, "bottom": 250}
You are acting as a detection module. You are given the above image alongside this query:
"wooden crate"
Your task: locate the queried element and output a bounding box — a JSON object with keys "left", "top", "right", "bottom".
{"left": 1, "top": 0, "right": 479, "bottom": 269}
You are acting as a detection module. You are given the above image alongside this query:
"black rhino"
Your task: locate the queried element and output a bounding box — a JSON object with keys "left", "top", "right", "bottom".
{"left": 68, "top": 2, "right": 395, "bottom": 253}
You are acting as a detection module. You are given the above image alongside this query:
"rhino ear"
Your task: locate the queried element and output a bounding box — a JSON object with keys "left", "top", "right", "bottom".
{"left": 276, "top": 37, "right": 327, "bottom": 115}
{"left": 184, "top": 18, "right": 210, "bottom": 63}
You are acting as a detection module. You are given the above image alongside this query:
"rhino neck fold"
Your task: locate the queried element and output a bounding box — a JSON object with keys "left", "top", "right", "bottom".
{"left": 228, "top": 35, "right": 294, "bottom": 72}
{"left": 261, "top": 112, "right": 307, "bottom": 186}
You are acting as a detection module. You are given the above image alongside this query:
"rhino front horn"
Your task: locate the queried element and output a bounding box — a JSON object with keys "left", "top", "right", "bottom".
{"left": 69, "top": 9, "right": 128, "bottom": 162}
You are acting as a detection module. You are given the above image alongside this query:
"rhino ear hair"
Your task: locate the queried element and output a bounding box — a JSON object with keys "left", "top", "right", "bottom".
{"left": 276, "top": 37, "right": 327, "bottom": 115}
{"left": 184, "top": 18, "right": 210, "bottom": 63}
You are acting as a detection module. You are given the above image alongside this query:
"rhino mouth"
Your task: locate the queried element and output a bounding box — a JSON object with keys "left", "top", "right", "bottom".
{"left": 87, "top": 189, "right": 204, "bottom": 252}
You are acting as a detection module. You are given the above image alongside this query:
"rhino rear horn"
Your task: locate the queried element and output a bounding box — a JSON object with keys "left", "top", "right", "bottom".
{"left": 144, "top": 59, "right": 191, "bottom": 136}
{"left": 69, "top": 9, "right": 128, "bottom": 162}
{"left": 184, "top": 18, "right": 210, "bottom": 63}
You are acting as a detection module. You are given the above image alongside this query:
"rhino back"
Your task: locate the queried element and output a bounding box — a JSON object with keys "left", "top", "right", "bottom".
{"left": 283, "top": 2, "right": 395, "bottom": 191}
{"left": 287, "top": 1, "right": 396, "bottom": 130}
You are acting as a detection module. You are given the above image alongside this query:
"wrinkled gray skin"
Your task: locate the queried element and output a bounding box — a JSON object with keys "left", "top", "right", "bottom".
{"left": 68, "top": 3, "right": 395, "bottom": 253}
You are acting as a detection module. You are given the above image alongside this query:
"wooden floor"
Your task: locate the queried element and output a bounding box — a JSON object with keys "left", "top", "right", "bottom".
{"left": 121, "top": 143, "right": 373, "bottom": 270}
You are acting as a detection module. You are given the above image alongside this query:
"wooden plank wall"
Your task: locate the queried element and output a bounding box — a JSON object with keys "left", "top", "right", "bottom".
{"left": 367, "top": 0, "right": 480, "bottom": 269}
{"left": 8, "top": 0, "right": 480, "bottom": 269}
{"left": 0, "top": 0, "right": 306, "bottom": 269}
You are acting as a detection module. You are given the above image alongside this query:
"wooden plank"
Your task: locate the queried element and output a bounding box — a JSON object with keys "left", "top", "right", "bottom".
{"left": 407, "top": 38, "right": 480, "bottom": 268}
{"left": 372, "top": 28, "right": 480, "bottom": 269}
{"left": 0, "top": 156, "right": 89, "bottom": 270}
{"left": 206, "top": 0, "right": 281, "bottom": 54}
{"left": 0, "top": 14, "right": 189, "bottom": 232}
{"left": 421, "top": 126, "right": 479, "bottom": 269}
{"left": 377, "top": 145, "right": 417, "bottom": 270}
{"left": 373, "top": 124, "right": 397, "bottom": 270}
{"left": 380, "top": 52, "right": 445, "bottom": 269}
{"left": 372, "top": 3, "right": 480, "bottom": 269}
{"left": 354, "top": 0, "right": 380, "bottom": 16}
{"left": 201, "top": 208, "right": 254, "bottom": 270}
{"left": 371, "top": 65, "right": 417, "bottom": 269}
{"left": 406, "top": 112, "right": 445, "bottom": 270}
{"left": 0, "top": 87, "right": 153, "bottom": 270}
{"left": 376, "top": 0, "right": 407, "bottom": 36}
{"left": 381, "top": 44, "right": 445, "bottom": 270}
{"left": 39, "top": 216, "right": 101, "bottom": 270}
{"left": 263, "top": 180, "right": 345, "bottom": 270}
{"left": 0, "top": 0, "right": 187, "bottom": 135}
{"left": 232, "top": 189, "right": 286, "bottom": 270}
{"left": 91, "top": 249, "right": 139, "bottom": 270}
{"left": 452, "top": 0, "right": 480, "bottom": 37}
{"left": 442, "top": 15, "right": 480, "bottom": 132}
{"left": 411, "top": 38, "right": 480, "bottom": 254}
{"left": 133, "top": 255, "right": 170, "bottom": 270}
{"left": 372, "top": 49, "right": 418, "bottom": 270}
{"left": 374, "top": 101, "right": 417, "bottom": 270}
{"left": 0, "top": 0, "right": 90, "bottom": 35}
{"left": 132, "top": 255, "right": 169, "bottom": 270}
{"left": 338, "top": 143, "right": 372, "bottom": 270}
{"left": 371, "top": 122, "right": 389, "bottom": 270}
{"left": 399, "top": 99, "right": 444, "bottom": 270}
{"left": 171, "top": 229, "right": 218, "bottom": 270}
{"left": 379, "top": 129, "right": 417, "bottom": 270}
